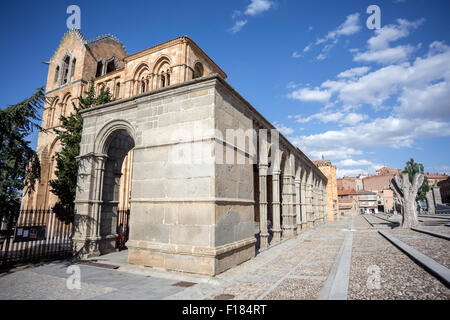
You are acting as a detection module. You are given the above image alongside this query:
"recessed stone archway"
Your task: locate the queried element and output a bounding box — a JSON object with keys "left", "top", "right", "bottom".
{"left": 73, "top": 119, "right": 137, "bottom": 258}
{"left": 98, "top": 129, "right": 135, "bottom": 254}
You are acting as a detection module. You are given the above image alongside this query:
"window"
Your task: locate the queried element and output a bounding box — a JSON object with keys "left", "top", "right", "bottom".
{"left": 71, "top": 58, "right": 76, "bottom": 79}
{"left": 115, "top": 82, "right": 120, "bottom": 98}
{"left": 106, "top": 60, "right": 116, "bottom": 73}
{"left": 193, "top": 62, "right": 204, "bottom": 79}
{"left": 62, "top": 56, "right": 70, "bottom": 85}
{"left": 161, "top": 74, "right": 166, "bottom": 88}
{"left": 54, "top": 66, "right": 60, "bottom": 83}
{"left": 96, "top": 61, "right": 103, "bottom": 77}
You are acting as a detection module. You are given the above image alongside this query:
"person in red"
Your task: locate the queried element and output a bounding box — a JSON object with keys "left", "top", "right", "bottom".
{"left": 116, "top": 223, "right": 124, "bottom": 251}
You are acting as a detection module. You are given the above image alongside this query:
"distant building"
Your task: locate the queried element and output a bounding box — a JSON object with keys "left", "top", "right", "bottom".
{"left": 362, "top": 174, "right": 395, "bottom": 213}
{"left": 376, "top": 167, "right": 401, "bottom": 176}
{"left": 337, "top": 189, "right": 359, "bottom": 216}
{"left": 357, "top": 190, "right": 378, "bottom": 214}
{"left": 425, "top": 173, "right": 449, "bottom": 187}
{"left": 337, "top": 176, "right": 358, "bottom": 191}
{"left": 313, "top": 160, "right": 338, "bottom": 221}
{"left": 438, "top": 177, "right": 450, "bottom": 204}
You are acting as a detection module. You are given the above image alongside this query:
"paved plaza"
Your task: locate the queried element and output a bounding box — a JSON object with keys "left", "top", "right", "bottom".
{"left": 1, "top": 214, "right": 449, "bottom": 300}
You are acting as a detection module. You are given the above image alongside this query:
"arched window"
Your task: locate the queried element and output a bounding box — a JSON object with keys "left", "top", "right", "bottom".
{"left": 54, "top": 65, "right": 60, "bottom": 83}
{"left": 71, "top": 58, "right": 76, "bottom": 79}
{"left": 96, "top": 61, "right": 104, "bottom": 77}
{"left": 193, "top": 62, "right": 204, "bottom": 79}
{"left": 47, "top": 98, "right": 59, "bottom": 128}
{"left": 133, "top": 63, "right": 150, "bottom": 95}
{"left": 115, "top": 82, "right": 121, "bottom": 98}
{"left": 106, "top": 59, "right": 116, "bottom": 74}
{"left": 153, "top": 57, "right": 171, "bottom": 89}
{"left": 62, "top": 94, "right": 72, "bottom": 117}
{"left": 62, "top": 56, "right": 70, "bottom": 85}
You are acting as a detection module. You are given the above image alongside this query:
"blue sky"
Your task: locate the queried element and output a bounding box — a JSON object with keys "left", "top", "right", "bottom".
{"left": 1, "top": 0, "right": 449, "bottom": 177}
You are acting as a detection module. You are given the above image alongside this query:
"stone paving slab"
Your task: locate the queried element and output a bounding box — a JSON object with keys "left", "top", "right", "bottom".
{"left": 0, "top": 261, "right": 185, "bottom": 300}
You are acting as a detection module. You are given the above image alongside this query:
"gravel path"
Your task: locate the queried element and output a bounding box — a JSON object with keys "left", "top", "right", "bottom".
{"left": 390, "top": 228, "right": 450, "bottom": 269}
{"left": 348, "top": 216, "right": 450, "bottom": 300}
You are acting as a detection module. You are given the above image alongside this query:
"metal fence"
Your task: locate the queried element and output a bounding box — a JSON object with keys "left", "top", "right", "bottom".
{"left": 0, "top": 208, "right": 73, "bottom": 267}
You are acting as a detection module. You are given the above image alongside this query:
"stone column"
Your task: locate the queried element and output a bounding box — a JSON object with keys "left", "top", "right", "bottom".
{"left": 73, "top": 154, "right": 107, "bottom": 258}
{"left": 306, "top": 172, "right": 314, "bottom": 229}
{"left": 295, "top": 178, "right": 301, "bottom": 231}
{"left": 323, "top": 182, "right": 328, "bottom": 223}
{"left": 319, "top": 180, "right": 325, "bottom": 223}
{"left": 301, "top": 175, "right": 307, "bottom": 230}
{"left": 93, "top": 155, "right": 107, "bottom": 240}
{"left": 259, "top": 164, "right": 269, "bottom": 249}
{"left": 272, "top": 171, "right": 282, "bottom": 242}
{"left": 282, "top": 174, "right": 297, "bottom": 238}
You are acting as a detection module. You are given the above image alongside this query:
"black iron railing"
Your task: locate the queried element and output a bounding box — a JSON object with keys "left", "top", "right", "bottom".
{"left": 0, "top": 208, "right": 73, "bottom": 267}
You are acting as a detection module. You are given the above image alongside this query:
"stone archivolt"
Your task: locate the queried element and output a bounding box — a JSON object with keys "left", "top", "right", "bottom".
{"left": 23, "top": 30, "right": 328, "bottom": 276}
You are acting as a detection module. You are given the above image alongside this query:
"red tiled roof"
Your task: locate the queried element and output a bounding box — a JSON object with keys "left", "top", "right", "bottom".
{"left": 338, "top": 189, "right": 358, "bottom": 196}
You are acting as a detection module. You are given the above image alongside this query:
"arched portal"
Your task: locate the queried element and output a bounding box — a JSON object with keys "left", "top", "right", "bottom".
{"left": 98, "top": 129, "right": 135, "bottom": 254}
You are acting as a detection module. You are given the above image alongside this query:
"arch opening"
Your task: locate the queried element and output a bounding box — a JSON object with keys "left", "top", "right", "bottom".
{"left": 99, "top": 129, "right": 135, "bottom": 254}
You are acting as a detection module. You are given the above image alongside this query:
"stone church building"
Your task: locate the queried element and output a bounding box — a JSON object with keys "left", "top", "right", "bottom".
{"left": 22, "top": 30, "right": 328, "bottom": 276}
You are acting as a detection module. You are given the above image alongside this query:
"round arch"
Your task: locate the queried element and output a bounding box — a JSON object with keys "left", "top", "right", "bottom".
{"left": 94, "top": 119, "right": 137, "bottom": 156}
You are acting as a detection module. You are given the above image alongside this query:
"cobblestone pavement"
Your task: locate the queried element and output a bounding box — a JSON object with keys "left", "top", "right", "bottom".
{"left": 1, "top": 214, "right": 449, "bottom": 300}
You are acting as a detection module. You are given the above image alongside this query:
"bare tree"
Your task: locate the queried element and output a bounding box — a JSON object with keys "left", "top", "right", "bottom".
{"left": 390, "top": 173, "right": 424, "bottom": 228}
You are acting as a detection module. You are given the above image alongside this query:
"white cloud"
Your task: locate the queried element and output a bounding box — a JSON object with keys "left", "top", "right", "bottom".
{"left": 340, "top": 42, "right": 450, "bottom": 113}
{"left": 295, "top": 116, "right": 450, "bottom": 152}
{"left": 354, "top": 45, "right": 417, "bottom": 64}
{"left": 245, "top": 0, "right": 273, "bottom": 16}
{"left": 368, "top": 19, "right": 424, "bottom": 51}
{"left": 353, "top": 18, "right": 425, "bottom": 64}
{"left": 294, "top": 111, "right": 367, "bottom": 125}
{"left": 288, "top": 87, "right": 331, "bottom": 103}
{"left": 396, "top": 81, "right": 450, "bottom": 120}
{"left": 337, "top": 66, "right": 371, "bottom": 79}
{"left": 336, "top": 158, "right": 376, "bottom": 167}
{"left": 232, "top": 10, "right": 242, "bottom": 19}
{"left": 329, "top": 13, "right": 361, "bottom": 38}
{"left": 229, "top": 0, "right": 273, "bottom": 34}
{"left": 317, "top": 13, "right": 361, "bottom": 44}
{"left": 312, "top": 13, "right": 360, "bottom": 60}
{"left": 229, "top": 20, "right": 248, "bottom": 34}
{"left": 273, "top": 122, "right": 294, "bottom": 136}
{"left": 289, "top": 41, "right": 450, "bottom": 114}
{"left": 292, "top": 51, "right": 302, "bottom": 58}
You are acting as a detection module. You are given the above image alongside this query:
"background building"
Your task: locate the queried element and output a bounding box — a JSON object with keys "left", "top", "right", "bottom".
{"left": 313, "top": 160, "right": 338, "bottom": 221}
{"left": 337, "top": 189, "right": 359, "bottom": 216}
{"left": 438, "top": 177, "right": 450, "bottom": 204}
{"left": 362, "top": 174, "right": 395, "bottom": 213}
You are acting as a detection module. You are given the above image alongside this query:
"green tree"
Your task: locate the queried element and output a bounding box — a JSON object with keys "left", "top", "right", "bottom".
{"left": 50, "top": 81, "right": 113, "bottom": 223}
{"left": 402, "top": 158, "right": 429, "bottom": 201}
{"left": 0, "top": 87, "right": 45, "bottom": 230}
